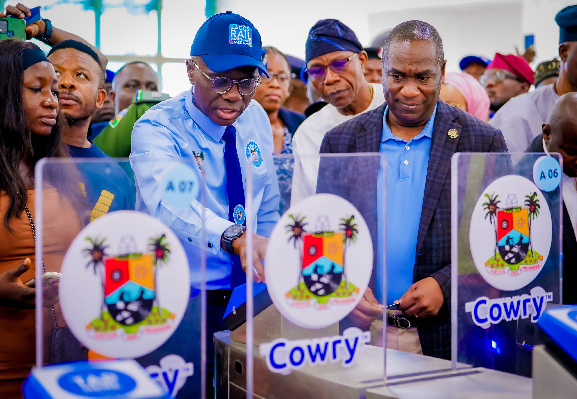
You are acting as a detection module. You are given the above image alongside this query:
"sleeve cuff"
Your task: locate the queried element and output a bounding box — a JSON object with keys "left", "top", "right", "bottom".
{"left": 206, "top": 214, "right": 234, "bottom": 254}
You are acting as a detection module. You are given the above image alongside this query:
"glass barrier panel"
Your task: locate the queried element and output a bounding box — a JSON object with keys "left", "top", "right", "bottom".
{"left": 34, "top": 157, "right": 207, "bottom": 398}
{"left": 240, "top": 153, "right": 461, "bottom": 398}
{"left": 451, "top": 153, "right": 563, "bottom": 377}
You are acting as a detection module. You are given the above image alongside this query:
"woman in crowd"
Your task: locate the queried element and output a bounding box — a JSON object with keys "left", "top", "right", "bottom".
{"left": 253, "top": 46, "right": 306, "bottom": 213}
{"left": 440, "top": 71, "right": 491, "bottom": 121}
{"left": 254, "top": 46, "right": 306, "bottom": 154}
{"left": 0, "top": 39, "right": 84, "bottom": 397}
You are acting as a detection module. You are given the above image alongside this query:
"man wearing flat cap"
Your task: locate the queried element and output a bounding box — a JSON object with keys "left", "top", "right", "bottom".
{"left": 489, "top": 4, "right": 577, "bottom": 153}
{"left": 364, "top": 47, "right": 384, "bottom": 84}
{"left": 291, "top": 19, "right": 385, "bottom": 204}
{"left": 131, "top": 11, "right": 279, "bottom": 395}
{"left": 483, "top": 53, "right": 534, "bottom": 115}
{"left": 534, "top": 58, "right": 561, "bottom": 88}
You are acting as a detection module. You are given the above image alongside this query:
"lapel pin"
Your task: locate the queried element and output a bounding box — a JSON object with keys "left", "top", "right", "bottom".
{"left": 448, "top": 129, "right": 458, "bottom": 139}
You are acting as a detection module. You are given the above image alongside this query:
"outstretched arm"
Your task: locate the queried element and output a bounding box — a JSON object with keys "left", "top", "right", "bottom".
{"left": 1, "top": 3, "right": 108, "bottom": 67}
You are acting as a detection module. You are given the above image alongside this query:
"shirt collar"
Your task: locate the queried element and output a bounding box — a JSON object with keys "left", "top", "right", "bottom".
{"left": 381, "top": 104, "right": 437, "bottom": 143}
{"left": 185, "top": 89, "right": 227, "bottom": 142}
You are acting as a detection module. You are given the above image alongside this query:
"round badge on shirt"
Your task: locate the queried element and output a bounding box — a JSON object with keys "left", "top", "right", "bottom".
{"left": 233, "top": 204, "right": 246, "bottom": 225}
{"left": 245, "top": 140, "right": 263, "bottom": 168}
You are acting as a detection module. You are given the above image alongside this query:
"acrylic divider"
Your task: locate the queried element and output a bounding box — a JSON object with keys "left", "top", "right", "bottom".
{"left": 451, "top": 152, "right": 562, "bottom": 377}
{"left": 34, "top": 157, "right": 207, "bottom": 398}
{"left": 245, "top": 153, "right": 391, "bottom": 397}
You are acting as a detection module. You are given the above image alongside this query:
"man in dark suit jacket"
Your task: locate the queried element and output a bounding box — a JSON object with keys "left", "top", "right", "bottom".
{"left": 317, "top": 20, "right": 507, "bottom": 360}
{"left": 525, "top": 93, "right": 577, "bottom": 305}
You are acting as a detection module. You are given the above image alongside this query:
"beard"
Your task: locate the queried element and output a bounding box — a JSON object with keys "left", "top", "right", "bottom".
{"left": 62, "top": 112, "right": 91, "bottom": 127}
{"left": 59, "top": 92, "right": 97, "bottom": 128}
{"left": 489, "top": 101, "right": 503, "bottom": 112}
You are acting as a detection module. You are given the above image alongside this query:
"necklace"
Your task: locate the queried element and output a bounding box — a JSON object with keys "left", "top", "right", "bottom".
{"left": 24, "top": 206, "right": 58, "bottom": 328}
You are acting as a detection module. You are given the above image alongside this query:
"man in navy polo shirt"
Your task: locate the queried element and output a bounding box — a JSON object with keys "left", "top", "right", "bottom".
{"left": 131, "top": 12, "right": 280, "bottom": 396}
{"left": 47, "top": 41, "right": 133, "bottom": 223}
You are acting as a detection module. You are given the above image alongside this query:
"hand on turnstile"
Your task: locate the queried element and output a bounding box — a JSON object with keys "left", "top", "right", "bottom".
{"left": 396, "top": 277, "right": 444, "bottom": 318}
{"left": 347, "top": 287, "right": 384, "bottom": 329}
{"left": 232, "top": 232, "right": 268, "bottom": 284}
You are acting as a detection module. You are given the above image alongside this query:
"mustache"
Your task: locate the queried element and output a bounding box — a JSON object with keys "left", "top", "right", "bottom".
{"left": 59, "top": 91, "right": 83, "bottom": 103}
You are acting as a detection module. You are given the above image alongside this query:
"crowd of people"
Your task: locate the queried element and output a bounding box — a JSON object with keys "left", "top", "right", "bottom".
{"left": 0, "top": 2, "right": 576, "bottom": 397}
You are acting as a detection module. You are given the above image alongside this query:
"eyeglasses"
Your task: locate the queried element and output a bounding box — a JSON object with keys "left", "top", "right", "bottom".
{"left": 306, "top": 53, "right": 359, "bottom": 80}
{"left": 261, "top": 72, "right": 290, "bottom": 85}
{"left": 480, "top": 70, "right": 521, "bottom": 87}
{"left": 191, "top": 60, "right": 261, "bottom": 96}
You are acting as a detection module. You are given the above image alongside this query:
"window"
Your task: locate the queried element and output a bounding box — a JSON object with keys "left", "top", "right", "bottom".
{"left": 101, "top": 7, "right": 158, "bottom": 56}
{"left": 161, "top": 62, "right": 189, "bottom": 97}
{"left": 161, "top": 0, "right": 205, "bottom": 59}
{"left": 16, "top": 0, "right": 203, "bottom": 94}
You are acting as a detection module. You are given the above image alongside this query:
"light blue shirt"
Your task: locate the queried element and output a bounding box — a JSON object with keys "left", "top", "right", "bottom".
{"left": 130, "top": 89, "right": 280, "bottom": 290}
{"left": 376, "top": 105, "right": 436, "bottom": 304}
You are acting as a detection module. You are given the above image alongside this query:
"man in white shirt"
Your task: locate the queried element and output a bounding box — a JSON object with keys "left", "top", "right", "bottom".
{"left": 489, "top": 5, "right": 577, "bottom": 153}
{"left": 291, "top": 19, "right": 385, "bottom": 204}
{"left": 526, "top": 92, "right": 577, "bottom": 304}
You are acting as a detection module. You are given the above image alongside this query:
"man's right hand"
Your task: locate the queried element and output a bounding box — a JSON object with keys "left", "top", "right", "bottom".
{"left": 346, "top": 287, "right": 384, "bottom": 330}
{"left": 231, "top": 232, "right": 268, "bottom": 284}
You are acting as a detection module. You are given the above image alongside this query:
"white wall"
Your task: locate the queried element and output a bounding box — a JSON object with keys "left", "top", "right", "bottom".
{"left": 367, "top": 0, "right": 524, "bottom": 73}
{"left": 219, "top": 0, "right": 573, "bottom": 70}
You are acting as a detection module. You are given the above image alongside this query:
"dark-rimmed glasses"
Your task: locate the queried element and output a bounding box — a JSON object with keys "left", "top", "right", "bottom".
{"left": 307, "top": 53, "right": 359, "bottom": 80}
{"left": 480, "top": 70, "right": 521, "bottom": 87}
{"left": 261, "top": 72, "right": 290, "bottom": 85}
{"left": 190, "top": 60, "right": 261, "bottom": 96}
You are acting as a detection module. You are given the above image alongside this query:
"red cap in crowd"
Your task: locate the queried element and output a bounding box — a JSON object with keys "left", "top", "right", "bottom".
{"left": 486, "top": 53, "right": 534, "bottom": 85}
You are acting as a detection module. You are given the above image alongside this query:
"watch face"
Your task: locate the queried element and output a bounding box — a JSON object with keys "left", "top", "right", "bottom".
{"left": 226, "top": 224, "right": 244, "bottom": 239}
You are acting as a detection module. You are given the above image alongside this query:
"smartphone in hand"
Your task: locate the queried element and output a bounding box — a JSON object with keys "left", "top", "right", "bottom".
{"left": 0, "top": 18, "right": 25, "bottom": 41}
{"left": 24, "top": 272, "right": 61, "bottom": 288}
{"left": 524, "top": 34, "right": 535, "bottom": 49}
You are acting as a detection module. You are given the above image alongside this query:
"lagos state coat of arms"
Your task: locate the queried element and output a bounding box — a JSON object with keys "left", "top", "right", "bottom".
{"left": 265, "top": 194, "right": 373, "bottom": 329}
{"left": 285, "top": 214, "right": 360, "bottom": 309}
{"left": 469, "top": 175, "right": 552, "bottom": 291}
{"left": 482, "top": 192, "right": 543, "bottom": 276}
{"left": 59, "top": 211, "right": 190, "bottom": 358}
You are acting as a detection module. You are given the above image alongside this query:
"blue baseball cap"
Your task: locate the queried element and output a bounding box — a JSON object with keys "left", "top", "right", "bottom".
{"left": 459, "top": 55, "right": 491, "bottom": 71}
{"left": 105, "top": 69, "right": 115, "bottom": 83}
{"left": 190, "top": 11, "right": 268, "bottom": 77}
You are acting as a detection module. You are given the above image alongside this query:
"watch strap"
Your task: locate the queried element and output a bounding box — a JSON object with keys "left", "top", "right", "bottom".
{"left": 223, "top": 225, "right": 245, "bottom": 255}
{"left": 38, "top": 18, "right": 52, "bottom": 45}
{"left": 224, "top": 235, "right": 235, "bottom": 255}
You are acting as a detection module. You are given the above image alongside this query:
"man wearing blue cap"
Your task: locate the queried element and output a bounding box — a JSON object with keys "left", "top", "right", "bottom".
{"left": 291, "top": 19, "right": 386, "bottom": 204}
{"left": 459, "top": 55, "right": 490, "bottom": 81}
{"left": 90, "top": 69, "right": 115, "bottom": 139}
{"left": 130, "top": 11, "right": 279, "bottom": 395}
{"left": 490, "top": 4, "right": 577, "bottom": 153}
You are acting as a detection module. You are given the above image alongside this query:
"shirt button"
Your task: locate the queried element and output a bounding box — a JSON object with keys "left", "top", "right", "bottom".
{"left": 406, "top": 145, "right": 410, "bottom": 150}
{"left": 208, "top": 241, "right": 214, "bottom": 248}
{"left": 404, "top": 160, "right": 409, "bottom": 165}
{"left": 188, "top": 237, "right": 192, "bottom": 243}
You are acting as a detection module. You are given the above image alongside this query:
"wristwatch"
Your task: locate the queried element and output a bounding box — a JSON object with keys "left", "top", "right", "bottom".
{"left": 39, "top": 19, "right": 53, "bottom": 45}
{"left": 222, "top": 224, "right": 246, "bottom": 255}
